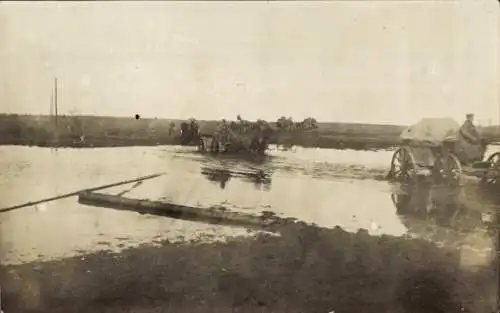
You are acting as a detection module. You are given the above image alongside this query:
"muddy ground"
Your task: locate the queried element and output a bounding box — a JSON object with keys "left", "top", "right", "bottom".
{"left": 0, "top": 218, "right": 496, "bottom": 313}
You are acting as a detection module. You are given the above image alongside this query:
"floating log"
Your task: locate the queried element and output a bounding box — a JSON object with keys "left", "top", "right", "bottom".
{"left": 201, "top": 167, "right": 268, "bottom": 178}
{"left": 78, "top": 191, "right": 277, "bottom": 230}
{"left": 0, "top": 172, "right": 165, "bottom": 214}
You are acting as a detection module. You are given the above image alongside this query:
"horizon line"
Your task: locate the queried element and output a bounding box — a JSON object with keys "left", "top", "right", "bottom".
{"left": 1, "top": 113, "right": 500, "bottom": 128}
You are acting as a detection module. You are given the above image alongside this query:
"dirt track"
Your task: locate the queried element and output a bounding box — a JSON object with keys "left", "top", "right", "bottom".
{"left": 0, "top": 219, "right": 496, "bottom": 313}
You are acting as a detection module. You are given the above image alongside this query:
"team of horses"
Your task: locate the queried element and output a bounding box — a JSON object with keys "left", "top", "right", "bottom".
{"left": 176, "top": 116, "right": 318, "bottom": 154}
{"left": 276, "top": 116, "right": 318, "bottom": 131}
{"left": 178, "top": 118, "right": 273, "bottom": 155}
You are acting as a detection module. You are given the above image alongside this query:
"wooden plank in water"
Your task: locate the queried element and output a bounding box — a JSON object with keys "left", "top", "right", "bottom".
{"left": 78, "top": 191, "right": 276, "bottom": 230}
{"left": 0, "top": 172, "right": 166, "bottom": 214}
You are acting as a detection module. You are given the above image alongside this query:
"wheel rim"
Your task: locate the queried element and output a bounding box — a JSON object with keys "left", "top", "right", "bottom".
{"left": 482, "top": 152, "right": 500, "bottom": 185}
{"left": 390, "top": 148, "right": 415, "bottom": 181}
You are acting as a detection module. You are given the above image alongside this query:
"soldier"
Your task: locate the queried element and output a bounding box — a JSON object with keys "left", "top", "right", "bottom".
{"left": 189, "top": 119, "right": 199, "bottom": 139}
{"left": 459, "top": 114, "right": 480, "bottom": 144}
{"left": 168, "top": 121, "right": 176, "bottom": 136}
{"left": 214, "top": 119, "right": 230, "bottom": 151}
{"left": 456, "top": 113, "right": 486, "bottom": 165}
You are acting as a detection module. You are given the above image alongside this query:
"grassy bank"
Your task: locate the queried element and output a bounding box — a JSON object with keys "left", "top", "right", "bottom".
{"left": 0, "top": 114, "right": 404, "bottom": 150}
{"left": 0, "top": 219, "right": 495, "bottom": 313}
{"left": 1, "top": 114, "right": 499, "bottom": 151}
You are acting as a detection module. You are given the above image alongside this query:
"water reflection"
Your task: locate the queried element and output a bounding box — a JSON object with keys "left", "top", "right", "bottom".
{"left": 200, "top": 166, "right": 272, "bottom": 190}
{"left": 390, "top": 180, "right": 496, "bottom": 271}
{"left": 200, "top": 167, "right": 232, "bottom": 189}
{"left": 0, "top": 145, "right": 495, "bottom": 265}
{"left": 173, "top": 146, "right": 392, "bottom": 182}
{"left": 391, "top": 180, "right": 495, "bottom": 234}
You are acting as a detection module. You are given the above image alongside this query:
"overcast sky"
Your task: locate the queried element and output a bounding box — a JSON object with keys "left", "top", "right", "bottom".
{"left": 0, "top": 1, "right": 498, "bottom": 125}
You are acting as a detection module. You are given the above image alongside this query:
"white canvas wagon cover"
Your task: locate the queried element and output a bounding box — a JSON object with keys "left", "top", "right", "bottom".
{"left": 400, "top": 118, "right": 460, "bottom": 145}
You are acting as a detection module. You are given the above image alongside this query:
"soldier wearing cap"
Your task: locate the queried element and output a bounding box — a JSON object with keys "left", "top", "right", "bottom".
{"left": 460, "top": 114, "right": 480, "bottom": 144}
{"left": 456, "top": 113, "right": 485, "bottom": 164}
{"left": 215, "top": 119, "right": 231, "bottom": 150}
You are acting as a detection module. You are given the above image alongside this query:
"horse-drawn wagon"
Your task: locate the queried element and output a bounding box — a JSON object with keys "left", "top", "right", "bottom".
{"left": 196, "top": 119, "right": 273, "bottom": 156}
{"left": 387, "top": 118, "right": 500, "bottom": 185}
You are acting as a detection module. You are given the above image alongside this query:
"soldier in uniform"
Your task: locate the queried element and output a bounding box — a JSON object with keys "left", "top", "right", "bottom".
{"left": 213, "top": 119, "right": 230, "bottom": 152}
{"left": 189, "top": 119, "right": 199, "bottom": 137}
{"left": 456, "top": 113, "right": 486, "bottom": 165}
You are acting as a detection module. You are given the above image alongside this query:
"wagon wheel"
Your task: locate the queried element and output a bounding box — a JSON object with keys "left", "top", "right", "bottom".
{"left": 480, "top": 152, "right": 500, "bottom": 185}
{"left": 388, "top": 148, "right": 417, "bottom": 182}
{"left": 435, "top": 153, "right": 462, "bottom": 185}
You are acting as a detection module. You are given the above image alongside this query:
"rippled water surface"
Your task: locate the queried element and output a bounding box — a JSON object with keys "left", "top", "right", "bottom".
{"left": 0, "top": 145, "right": 497, "bottom": 265}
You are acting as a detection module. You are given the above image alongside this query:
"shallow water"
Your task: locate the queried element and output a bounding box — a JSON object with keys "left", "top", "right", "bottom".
{"left": 0, "top": 145, "right": 496, "bottom": 266}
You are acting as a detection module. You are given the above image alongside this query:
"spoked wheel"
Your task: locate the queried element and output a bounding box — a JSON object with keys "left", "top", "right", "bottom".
{"left": 388, "top": 148, "right": 417, "bottom": 182}
{"left": 480, "top": 152, "right": 500, "bottom": 185}
{"left": 435, "top": 153, "right": 462, "bottom": 185}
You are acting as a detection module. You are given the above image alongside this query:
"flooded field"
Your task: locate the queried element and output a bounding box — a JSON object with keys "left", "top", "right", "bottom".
{"left": 1, "top": 144, "right": 499, "bottom": 313}
{"left": 0, "top": 145, "right": 498, "bottom": 267}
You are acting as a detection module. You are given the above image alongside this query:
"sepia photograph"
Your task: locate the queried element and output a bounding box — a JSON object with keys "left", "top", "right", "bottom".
{"left": 0, "top": 1, "right": 499, "bottom": 312}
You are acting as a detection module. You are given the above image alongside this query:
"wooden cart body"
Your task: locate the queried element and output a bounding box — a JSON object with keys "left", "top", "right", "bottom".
{"left": 387, "top": 118, "right": 500, "bottom": 184}
{"left": 197, "top": 122, "right": 272, "bottom": 155}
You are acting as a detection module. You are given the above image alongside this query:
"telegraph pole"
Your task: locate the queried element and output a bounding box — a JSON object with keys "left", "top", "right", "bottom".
{"left": 50, "top": 92, "right": 53, "bottom": 116}
{"left": 54, "top": 77, "right": 58, "bottom": 132}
